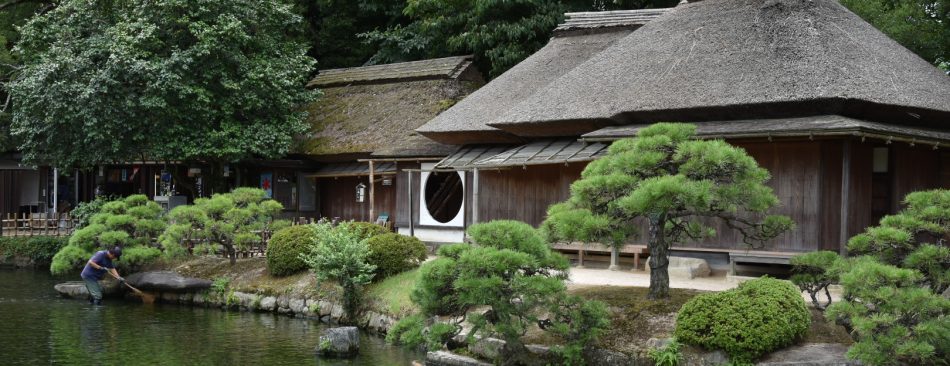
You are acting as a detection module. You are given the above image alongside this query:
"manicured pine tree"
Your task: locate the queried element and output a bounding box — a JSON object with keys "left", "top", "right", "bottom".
{"left": 542, "top": 123, "right": 793, "bottom": 299}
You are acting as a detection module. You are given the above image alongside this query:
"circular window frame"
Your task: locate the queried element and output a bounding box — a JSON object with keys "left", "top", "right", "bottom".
{"left": 418, "top": 168, "right": 465, "bottom": 227}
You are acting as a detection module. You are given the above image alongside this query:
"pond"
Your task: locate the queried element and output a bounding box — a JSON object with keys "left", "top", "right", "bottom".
{"left": 0, "top": 268, "right": 423, "bottom": 365}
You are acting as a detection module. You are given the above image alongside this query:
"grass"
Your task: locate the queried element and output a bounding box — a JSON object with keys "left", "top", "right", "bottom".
{"left": 366, "top": 268, "right": 420, "bottom": 317}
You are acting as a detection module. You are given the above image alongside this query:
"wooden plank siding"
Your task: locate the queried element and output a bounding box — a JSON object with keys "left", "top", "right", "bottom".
{"left": 317, "top": 168, "right": 398, "bottom": 223}
{"left": 474, "top": 164, "right": 583, "bottom": 227}
{"left": 0, "top": 170, "right": 22, "bottom": 213}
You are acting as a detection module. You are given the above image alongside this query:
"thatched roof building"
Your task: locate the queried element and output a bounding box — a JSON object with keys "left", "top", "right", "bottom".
{"left": 488, "top": 0, "right": 950, "bottom": 137}
{"left": 416, "top": 8, "right": 672, "bottom": 145}
{"left": 297, "top": 56, "right": 483, "bottom": 158}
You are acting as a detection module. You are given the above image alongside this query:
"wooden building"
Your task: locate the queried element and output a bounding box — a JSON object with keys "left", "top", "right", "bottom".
{"left": 413, "top": 0, "right": 950, "bottom": 262}
{"left": 288, "top": 56, "right": 483, "bottom": 229}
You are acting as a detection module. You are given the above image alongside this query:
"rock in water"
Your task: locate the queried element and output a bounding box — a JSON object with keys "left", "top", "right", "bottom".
{"left": 315, "top": 327, "right": 360, "bottom": 358}
{"left": 125, "top": 271, "right": 213, "bottom": 292}
{"left": 54, "top": 281, "right": 121, "bottom": 299}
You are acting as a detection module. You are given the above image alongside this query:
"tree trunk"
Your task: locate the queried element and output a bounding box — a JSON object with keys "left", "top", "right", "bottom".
{"left": 227, "top": 244, "right": 236, "bottom": 265}
{"left": 647, "top": 217, "right": 670, "bottom": 299}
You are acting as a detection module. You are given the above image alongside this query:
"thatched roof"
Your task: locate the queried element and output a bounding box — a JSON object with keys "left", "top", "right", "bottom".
{"left": 296, "top": 57, "right": 482, "bottom": 157}
{"left": 416, "top": 8, "right": 672, "bottom": 145}
{"left": 490, "top": 0, "right": 950, "bottom": 138}
{"left": 307, "top": 56, "right": 478, "bottom": 88}
{"left": 581, "top": 115, "right": 950, "bottom": 146}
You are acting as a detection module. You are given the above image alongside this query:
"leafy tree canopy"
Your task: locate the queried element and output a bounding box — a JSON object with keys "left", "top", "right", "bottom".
{"left": 542, "top": 123, "right": 793, "bottom": 298}
{"left": 362, "top": 0, "right": 678, "bottom": 78}
{"left": 8, "top": 0, "right": 316, "bottom": 168}
{"left": 842, "top": 0, "right": 950, "bottom": 72}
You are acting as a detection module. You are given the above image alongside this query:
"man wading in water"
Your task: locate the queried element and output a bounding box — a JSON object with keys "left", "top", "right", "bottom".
{"left": 80, "top": 246, "right": 124, "bottom": 305}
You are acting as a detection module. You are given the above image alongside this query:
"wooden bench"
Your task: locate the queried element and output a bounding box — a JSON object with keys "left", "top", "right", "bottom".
{"left": 728, "top": 251, "right": 798, "bottom": 275}
{"left": 551, "top": 242, "right": 649, "bottom": 270}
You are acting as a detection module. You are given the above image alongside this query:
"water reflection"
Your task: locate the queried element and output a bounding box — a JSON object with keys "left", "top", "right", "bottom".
{"left": 1, "top": 268, "right": 421, "bottom": 365}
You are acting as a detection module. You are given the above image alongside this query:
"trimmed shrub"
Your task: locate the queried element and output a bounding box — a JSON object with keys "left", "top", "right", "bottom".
{"left": 675, "top": 277, "right": 810, "bottom": 363}
{"left": 468, "top": 220, "right": 568, "bottom": 268}
{"left": 790, "top": 251, "right": 842, "bottom": 310}
{"left": 365, "top": 233, "right": 427, "bottom": 278}
{"left": 50, "top": 245, "right": 91, "bottom": 275}
{"left": 266, "top": 225, "right": 315, "bottom": 276}
{"left": 342, "top": 221, "right": 389, "bottom": 241}
{"left": 300, "top": 224, "right": 376, "bottom": 323}
{"left": 0, "top": 236, "right": 69, "bottom": 263}
{"left": 117, "top": 246, "right": 162, "bottom": 270}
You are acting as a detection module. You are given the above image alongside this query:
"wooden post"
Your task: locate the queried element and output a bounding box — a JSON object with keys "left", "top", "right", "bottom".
{"left": 408, "top": 170, "right": 414, "bottom": 237}
{"left": 839, "top": 139, "right": 852, "bottom": 256}
{"left": 368, "top": 161, "right": 375, "bottom": 223}
{"left": 609, "top": 246, "right": 620, "bottom": 271}
{"left": 577, "top": 248, "right": 585, "bottom": 268}
{"left": 472, "top": 168, "right": 479, "bottom": 225}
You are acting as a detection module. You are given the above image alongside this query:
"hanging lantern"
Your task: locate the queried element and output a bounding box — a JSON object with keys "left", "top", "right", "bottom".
{"left": 356, "top": 183, "right": 367, "bottom": 203}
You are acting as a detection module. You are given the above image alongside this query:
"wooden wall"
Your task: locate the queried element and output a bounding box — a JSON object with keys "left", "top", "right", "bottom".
{"left": 475, "top": 164, "right": 584, "bottom": 227}
{"left": 318, "top": 173, "right": 397, "bottom": 223}
{"left": 0, "top": 170, "right": 22, "bottom": 213}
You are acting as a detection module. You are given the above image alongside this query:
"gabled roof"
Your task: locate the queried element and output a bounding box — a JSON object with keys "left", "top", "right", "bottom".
{"left": 296, "top": 57, "right": 482, "bottom": 157}
{"left": 307, "top": 56, "right": 477, "bottom": 88}
{"left": 416, "top": 8, "right": 673, "bottom": 145}
{"left": 489, "top": 0, "right": 950, "bottom": 137}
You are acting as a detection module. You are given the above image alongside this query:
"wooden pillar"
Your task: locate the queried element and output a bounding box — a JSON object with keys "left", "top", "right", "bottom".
{"left": 407, "top": 170, "right": 414, "bottom": 237}
{"left": 471, "top": 168, "right": 479, "bottom": 225}
{"left": 368, "top": 161, "right": 375, "bottom": 223}
{"left": 839, "top": 139, "right": 852, "bottom": 256}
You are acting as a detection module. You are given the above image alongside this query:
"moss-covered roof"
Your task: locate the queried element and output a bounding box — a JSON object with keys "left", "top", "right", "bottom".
{"left": 307, "top": 55, "right": 476, "bottom": 88}
{"left": 295, "top": 60, "right": 482, "bottom": 157}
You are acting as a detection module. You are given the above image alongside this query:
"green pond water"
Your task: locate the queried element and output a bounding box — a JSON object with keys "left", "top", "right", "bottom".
{"left": 0, "top": 268, "right": 423, "bottom": 365}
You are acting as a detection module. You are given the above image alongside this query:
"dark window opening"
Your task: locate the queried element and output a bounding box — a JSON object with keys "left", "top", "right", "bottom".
{"left": 424, "top": 172, "right": 463, "bottom": 223}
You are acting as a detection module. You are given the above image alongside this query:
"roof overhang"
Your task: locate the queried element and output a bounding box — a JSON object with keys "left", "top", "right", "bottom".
{"left": 305, "top": 162, "right": 397, "bottom": 178}
{"left": 436, "top": 139, "right": 608, "bottom": 170}
{"left": 580, "top": 115, "right": 950, "bottom": 148}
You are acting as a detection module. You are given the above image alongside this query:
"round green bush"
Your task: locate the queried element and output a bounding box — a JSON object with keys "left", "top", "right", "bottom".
{"left": 50, "top": 245, "right": 92, "bottom": 275}
{"left": 366, "top": 233, "right": 428, "bottom": 278}
{"left": 342, "top": 222, "right": 389, "bottom": 242}
{"left": 674, "top": 277, "right": 810, "bottom": 363}
{"left": 266, "top": 225, "right": 315, "bottom": 276}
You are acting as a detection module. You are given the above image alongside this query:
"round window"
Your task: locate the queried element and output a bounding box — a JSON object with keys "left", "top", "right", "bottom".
{"left": 424, "top": 172, "right": 464, "bottom": 223}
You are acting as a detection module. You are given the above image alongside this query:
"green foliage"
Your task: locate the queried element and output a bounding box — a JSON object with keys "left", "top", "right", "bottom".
{"left": 8, "top": 0, "right": 316, "bottom": 169}
{"left": 790, "top": 251, "right": 842, "bottom": 310}
{"left": 52, "top": 195, "right": 165, "bottom": 273}
{"left": 827, "top": 256, "right": 950, "bottom": 365}
{"left": 841, "top": 0, "right": 950, "bottom": 69}
{"left": 300, "top": 223, "right": 376, "bottom": 323}
{"left": 266, "top": 225, "right": 316, "bottom": 276}
{"left": 393, "top": 220, "right": 605, "bottom": 363}
{"left": 547, "top": 294, "right": 611, "bottom": 365}
{"left": 649, "top": 338, "right": 684, "bottom": 366}
{"left": 0, "top": 236, "right": 69, "bottom": 263}
{"left": 362, "top": 0, "right": 677, "bottom": 78}
{"left": 342, "top": 221, "right": 390, "bottom": 242}
{"left": 386, "top": 314, "right": 426, "bottom": 346}
{"left": 675, "top": 277, "right": 810, "bottom": 363}
{"left": 50, "top": 245, "right": 91, "bottom": 275}
{"left": 69, "top": 195, "right": 118, "bottom": 229}
{"left": 159, "top": 188, "right": 282, "bottom": 265}
{"left": 543, "top": 123, "right": 793, "bottom": 298}
{"left": 365, "top": 233, "right": 428, "bottom": 278}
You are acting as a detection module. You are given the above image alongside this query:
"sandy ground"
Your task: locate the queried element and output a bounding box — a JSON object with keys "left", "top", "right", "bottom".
{"left": 567, "top": 266, "right": 844, "bottom": 304}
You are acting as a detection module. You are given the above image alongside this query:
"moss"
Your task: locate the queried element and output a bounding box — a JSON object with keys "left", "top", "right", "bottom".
{"left": 802, "top": 309, "right": 853, "bottom": 344}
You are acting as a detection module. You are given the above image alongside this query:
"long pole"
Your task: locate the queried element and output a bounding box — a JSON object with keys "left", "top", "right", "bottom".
{"left": 52, "top": 168, "right": 58, "bottom": 213}
{"left": 408, "top": 170, "right": 414, "bottom": 237}
{"left": 369, "top": 161, "right": 375, "bottom": 223}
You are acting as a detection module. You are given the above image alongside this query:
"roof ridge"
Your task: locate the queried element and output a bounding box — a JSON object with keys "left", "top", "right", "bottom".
{"left": 555, "top": 7, "right": 673, "bottom": 32}
{"left": 307, "top": 55, "right": 475, "bottom": 88}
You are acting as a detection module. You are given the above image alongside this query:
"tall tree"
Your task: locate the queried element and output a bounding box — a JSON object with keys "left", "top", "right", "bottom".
{"left": 842, "top": 0, "right": 950, "bottom": 71}
{"left": 8, "top": 0, "right": 315, "bottom": 176}
{"left": 0, "top": 0, "right": 51, "bottom": 151}
{"left": 362, "top": 0, "right": 678, "bottom": 78}
{"left": 542, "top": 123, "right": 793, "bottom": 299}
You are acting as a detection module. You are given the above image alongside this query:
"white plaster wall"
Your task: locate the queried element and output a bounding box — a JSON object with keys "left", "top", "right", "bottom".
{"left": 398, "top": 227, "right": 465, "bottom": 244}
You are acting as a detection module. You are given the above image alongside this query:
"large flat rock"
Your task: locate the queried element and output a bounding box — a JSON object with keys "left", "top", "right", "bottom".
{"left": 756, "top": 343, "right": 858, "bottom": 366}
{"left": 54, "top": 281, "right": 121, "bottom": 299}
{"left": 125, "top": 271, "right": 212, "bottom": 292}
{"left": 646, "top": 256, "right": 711, "bottom": 279}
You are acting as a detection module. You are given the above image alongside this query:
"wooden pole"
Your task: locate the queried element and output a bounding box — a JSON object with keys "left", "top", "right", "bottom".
{"left": 472, "top": 168, "right": 479, "bottom": 225}
{"left": 408, "top": 171, "right": 414, "bottom": 237}
{"left": 839, "top": 139, "right": 852, "bottom": 256}
{"left": 368, "top": 161, "right": 375, "bottom": 223}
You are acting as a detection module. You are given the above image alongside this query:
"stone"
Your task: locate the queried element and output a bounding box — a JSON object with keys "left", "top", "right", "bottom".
{"left": 646, "top": 337, "right": 673, "bottom": 350}
{"left": 231, "top": 292, "right": 258, "bottom": 310}
{"left": 125, "top": 271, "right": 212, "bottom": 292}
{"left": 277, "top": 295, "right": 290, "bottom": 309}
{"left": 330, "top": 303, "right": 345, "bottom": 320}
{"left": 315, "top": 326, "right": 360, "bottom": 358}
{"left": 646, "top": 256, "right": 711, "bottom": 279}
{"left": 259, "top": 296, "right": 277, "bottom": 312}
{"left": 755, "top": 343, "right": 859, "bottom": 366}
{"left": 468, "top": 337, "right": 505, "bottom": 361}
{"left": 425, "top": 351, "right": 492, "bottom": 366}
{"left": 192, "top": 292, "right": 207, "bottom": 306}
{"left": 160, "top": 292, "right": 179, "bottom": 303}
{"left": 289, "top": 298, "right": 307, "bottom": 314}
{"left": 54, "top": 280, "right": 121, "bottom": 299}
{"left": 316, "top": 300, "right": 333, "bottom": 317}
{"left": 364, "top": 312, "right": 394, "bottom": 334}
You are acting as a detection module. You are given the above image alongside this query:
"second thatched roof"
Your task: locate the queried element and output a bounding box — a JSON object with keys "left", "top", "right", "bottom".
{"left": 489, "top": 0, "right": 950, "bottom": 137}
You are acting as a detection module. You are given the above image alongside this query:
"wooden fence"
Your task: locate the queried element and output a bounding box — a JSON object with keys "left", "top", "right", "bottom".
{"left": 1, "top": 213, "right": 77, "bottom": 237}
